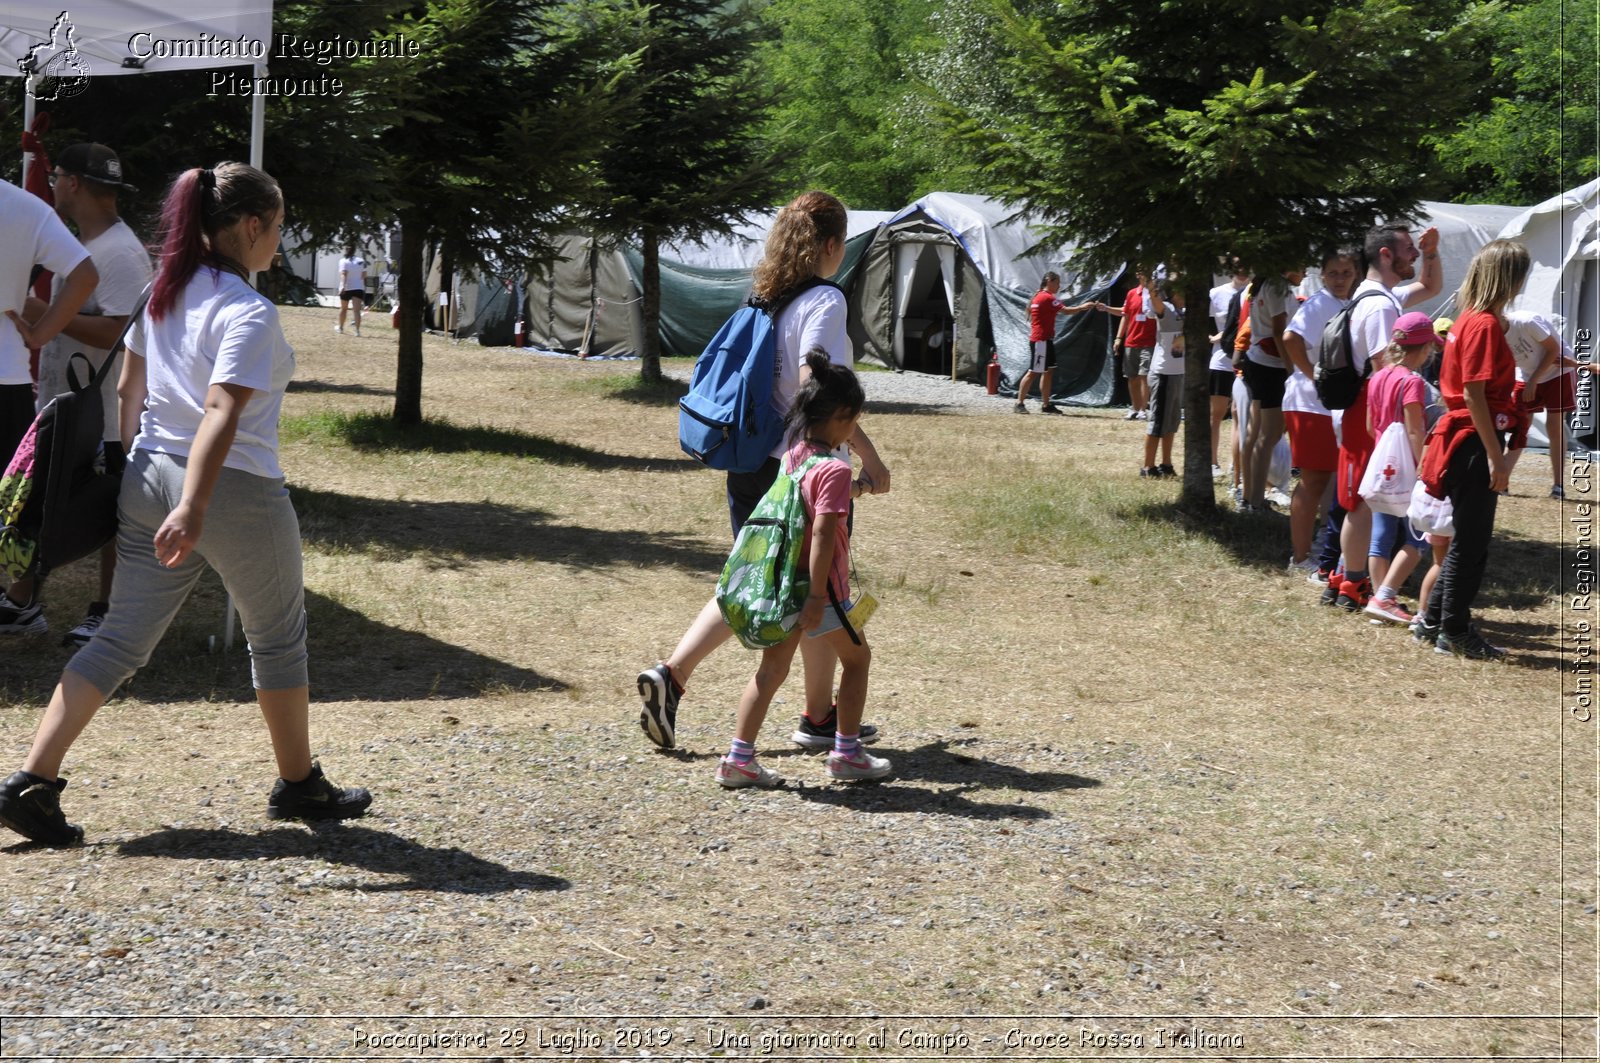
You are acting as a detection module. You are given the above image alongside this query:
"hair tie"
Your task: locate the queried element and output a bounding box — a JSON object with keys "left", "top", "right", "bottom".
{"left": 199, "top": 168, "right": 216, "bottom": 191}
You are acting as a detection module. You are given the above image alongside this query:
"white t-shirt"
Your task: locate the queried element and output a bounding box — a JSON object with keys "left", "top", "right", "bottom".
{"left": 0, "top": 181, "right": 92, "bottom": 385}
{"left": 1244, "top": 278, "right": 1291, "bottom": 369}
{"left": 1148, "top": 302, "right": 1185, "bottom": 376}
{"left": 38, "top": 220, "right": 153, "bottom": 441}
{"left": 339, "top": 256, "right": 367, "bottom": 292}
{"left": 1209, "top": 280, "right": 1244, "bottom": 373}
{"left": 1282, "top": 288, "right": 1346, "bottom": 416}
{"left": 129, "top": 268, "right": 295, "bottom": 480}
{"left": 1348, "top": 279, "right": 1402, "bottom": 373}
{"left": 1504, "top": 311, "right": 1570, "bottom": 384}
{"left": 769, "top": 283, "right": 852, "bottom": 460}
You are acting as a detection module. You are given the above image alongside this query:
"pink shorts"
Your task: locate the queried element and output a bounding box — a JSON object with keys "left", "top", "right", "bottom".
{"left": 1285, "top": 412, "right": 1338, "bottom": 473}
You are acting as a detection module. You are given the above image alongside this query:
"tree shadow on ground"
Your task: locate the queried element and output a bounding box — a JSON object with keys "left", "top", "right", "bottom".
{"left": 304, "top": 411, "right": 694, "bottom": 473}
{"left": 286, "top": 379, "right": 393, "bottom": 397}
{"left": 291, "top": 487, "right": 726, "bottom": 574}
{"left": 786, "top": 740, "right": 1101, "bottom": 821}
{"left": 604, "top": 376, "right": 689, "bottom": 408}
{"left": 107, "top": 587, "right": 567, "bottom": 704}
{"left": 862, "top": 400, "right": 962, "bottom": 417}
{"left": 117, "top": 826, "right": 568, "bottom": 894}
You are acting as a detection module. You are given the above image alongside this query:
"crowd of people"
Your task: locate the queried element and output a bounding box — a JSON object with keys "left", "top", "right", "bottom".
{"left": 1095, "top": 225, "right": 1585, "bottom": 660}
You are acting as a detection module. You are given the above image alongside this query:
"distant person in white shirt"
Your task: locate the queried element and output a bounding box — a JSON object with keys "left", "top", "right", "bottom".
{"left": 336, "top": 244, "right": 365, "bottom": 336}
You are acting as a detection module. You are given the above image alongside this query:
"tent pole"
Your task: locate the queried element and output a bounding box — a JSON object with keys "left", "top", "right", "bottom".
{"left": 249, "top": 63, "right": 266, "bottom": 170}
{"left": 21, "top": 78, "right": 34, "bottom": 182}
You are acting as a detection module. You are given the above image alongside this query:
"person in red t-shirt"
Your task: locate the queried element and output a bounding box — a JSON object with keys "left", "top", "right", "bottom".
{"left": 1015, "top": 271, "right": 1094, "bottom": 415}
{"left": 1414, "top": 239, "right": 1531, "bottom": 660}
{"left": 1104, "top": 269, "right": 1160, "bottom": 418}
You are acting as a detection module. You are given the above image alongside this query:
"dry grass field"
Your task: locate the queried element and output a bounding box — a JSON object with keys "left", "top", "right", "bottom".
{"left": 1, "top": 305, "right": 1595, "bottom": 1061}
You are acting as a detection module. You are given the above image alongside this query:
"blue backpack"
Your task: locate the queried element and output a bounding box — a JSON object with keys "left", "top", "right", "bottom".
{"left": 678, "top": 278, "right": 838, "bottom": 473}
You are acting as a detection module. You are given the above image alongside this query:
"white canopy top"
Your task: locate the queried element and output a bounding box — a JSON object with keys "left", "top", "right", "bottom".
{"left": 0, "top": 3, "right": 272, "bottom": 77}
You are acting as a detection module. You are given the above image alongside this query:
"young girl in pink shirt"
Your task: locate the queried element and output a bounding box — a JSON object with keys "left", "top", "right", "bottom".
{"left": 717, "top": 353, "right": 890, "bottom": 788}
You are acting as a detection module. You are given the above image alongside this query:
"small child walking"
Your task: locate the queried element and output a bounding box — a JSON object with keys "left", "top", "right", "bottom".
{"left": 717, "top": 353, "right": 890, "bottom": 789}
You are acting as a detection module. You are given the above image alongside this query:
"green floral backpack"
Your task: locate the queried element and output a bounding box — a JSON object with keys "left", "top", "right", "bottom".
{"left": 716, "top": 453, "right": 834, "bottom": 649}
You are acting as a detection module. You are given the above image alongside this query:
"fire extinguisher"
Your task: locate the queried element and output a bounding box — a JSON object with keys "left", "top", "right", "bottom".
{"left": 985, "top": 349, "right": 1001, "bottom": 395}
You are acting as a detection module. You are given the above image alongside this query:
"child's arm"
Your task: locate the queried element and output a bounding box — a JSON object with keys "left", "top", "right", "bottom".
{"left": 1403, "top": 401, "right": 1426, "bottom": 463}
{"left": 799, "top": 512, "right": 841, "bottom": 632}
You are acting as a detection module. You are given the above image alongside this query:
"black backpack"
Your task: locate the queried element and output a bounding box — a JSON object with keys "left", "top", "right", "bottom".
{"left": 0, "top": 288, "right": 148, "bottom": 584}
{"left": 1313, "top": 289, "right": 1390, "bottom": 410}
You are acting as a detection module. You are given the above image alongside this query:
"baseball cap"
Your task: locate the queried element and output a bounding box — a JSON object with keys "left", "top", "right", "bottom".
{"left": 1393, "top": 311, "right": 1442, "bottom": 346}
{"left": 1432, "top": 316, "right": 1454, "bottom": 337}
{"left": 55, "top": 143, "right": 137, "bottom": 191}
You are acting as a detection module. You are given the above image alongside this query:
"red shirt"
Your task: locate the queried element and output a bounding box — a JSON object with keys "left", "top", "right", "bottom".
{"left": 1122, "top": 286, "right": 1157, "bottom": 348}
{"left": 1029, "top": 290, "right": 1065, "bottom": 342}
{"left": 1440, "top": 309, "right": 1517, "bottom": 417}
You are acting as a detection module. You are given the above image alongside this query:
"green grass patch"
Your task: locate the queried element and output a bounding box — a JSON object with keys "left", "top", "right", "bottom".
{"left": 951, "top": 465, "right": 1285, "bottom": 570}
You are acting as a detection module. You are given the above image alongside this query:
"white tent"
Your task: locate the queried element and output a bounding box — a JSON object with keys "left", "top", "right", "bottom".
{"left": 1496, "top": 180, "right": 1600, "bottom": 453}
{"left": 1, "top": 3, "right": 274, "bottom": 170}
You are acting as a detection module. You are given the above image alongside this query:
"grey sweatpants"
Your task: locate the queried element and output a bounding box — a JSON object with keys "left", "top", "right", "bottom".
{"left": 67, "top": 449, "right": 309, "bottom": 695}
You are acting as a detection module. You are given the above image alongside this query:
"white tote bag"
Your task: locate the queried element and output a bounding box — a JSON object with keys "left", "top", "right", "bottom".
{"left": 1359, "top": 421, "right": 1417, "bottom": 516}
{"left": 1407, "top": 478, "right": 1455, "bottom": 538}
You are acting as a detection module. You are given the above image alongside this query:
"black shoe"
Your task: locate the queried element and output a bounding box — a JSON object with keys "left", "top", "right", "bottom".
{"left": 266, "top": 763, "right": 371, "bottom": 821}
{"left": 1039, "top": 403, "right": 1064, "bottom": 416}
{"left": 792, "top": 707, "right": 880, "bottom": 749}
{"left": 1140, "top": 466, "right": 1158, "bottom": 478}
{"left": 1410, "top": 615, "right": 1441, "bottom": 645}
{"left": 0, "top": 771, "right": 83, "bottom": 846}
{"left": 61, "top": 602, "right": 108, "bottom": 649}
{"left": 1157, "top": 464, "right": 1176, "bottom": 478}
{"left": 637, "top": 663, "right": 680, "bottom": 749}
{"left": 1435, "top": 625, "right": 1507, "bottom": 661}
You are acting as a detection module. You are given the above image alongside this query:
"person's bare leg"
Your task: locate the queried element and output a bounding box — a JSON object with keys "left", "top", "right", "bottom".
{"left": 663, "top": 597, "right": 736, "bottom": 688}
{"left": 257, "top": 686, "right": 313, "bottom": 782}
{"left": 21, "top": 672, "right": 107, "bottom": 780}
{"left": 1291, "top": 469, "right": 1331, "bottom": 562}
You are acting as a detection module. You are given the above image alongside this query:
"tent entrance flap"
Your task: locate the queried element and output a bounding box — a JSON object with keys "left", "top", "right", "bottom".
{"left": 892, "top": 241, "right": 958, "bottom": 375}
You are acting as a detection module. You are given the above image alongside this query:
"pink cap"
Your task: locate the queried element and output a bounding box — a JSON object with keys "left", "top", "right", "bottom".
{"left": 1393, "top": 311, "right": 1442, "bottom": 346}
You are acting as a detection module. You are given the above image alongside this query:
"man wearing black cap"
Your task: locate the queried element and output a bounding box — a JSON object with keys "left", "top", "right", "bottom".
{"left": 0, "top": 144, "right": 151, "bottom": 644}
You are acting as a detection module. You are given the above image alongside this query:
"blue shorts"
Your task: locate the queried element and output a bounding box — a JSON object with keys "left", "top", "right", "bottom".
{"left": 807, "top": 595, "right": 854, "bottom": 639}
{"left": 1370, "top": 510, "right": 1426, "bottom": 559}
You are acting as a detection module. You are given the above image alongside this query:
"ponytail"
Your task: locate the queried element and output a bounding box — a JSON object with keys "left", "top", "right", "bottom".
{"left": 785, "top": 349, "right": 865, "bottom": 442}
{"left": 149, "top": 162, "right": 282, "bottom": 321}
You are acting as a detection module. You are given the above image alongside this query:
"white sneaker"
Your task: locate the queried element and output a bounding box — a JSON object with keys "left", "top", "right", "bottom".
{"left": 1211, "top": 464, "right": 1225, "bottom": 481}
{"left": 1287, "top": 556, "right": 1320, "bottom": 576}
{"left": 716, "top": 757, "right": 783, "bottom": 789}
{"left": 353, "top": 326, "right": 361, "bottom": 337}
{"left": 1266, "top": 487, "right": 1293, "bottom": 506}
{"left": 333, "top": 324, "right": 343, "bottom": 333}
{"left": 827, "top": 751, "right": 892, "bottom": 782}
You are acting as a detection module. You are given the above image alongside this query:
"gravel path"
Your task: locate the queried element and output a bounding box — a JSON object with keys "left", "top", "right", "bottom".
{"left": 661, "top": 362, "right": 1034, "bottom": 416}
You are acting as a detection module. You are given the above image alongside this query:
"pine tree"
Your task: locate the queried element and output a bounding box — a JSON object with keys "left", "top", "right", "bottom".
{"left": 931, "top": 0, "right": 1497, "bottom": 509}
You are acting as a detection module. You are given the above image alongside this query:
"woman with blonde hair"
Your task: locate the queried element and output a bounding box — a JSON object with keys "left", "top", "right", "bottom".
{"left": 638, "top": 191, "right": 892, "bottom": 755}
{"left": 1412, "top": 239, "right": 1531, "bottom": 659}
{"left": 0, "top": 162, "right": 370, "bottom": 845}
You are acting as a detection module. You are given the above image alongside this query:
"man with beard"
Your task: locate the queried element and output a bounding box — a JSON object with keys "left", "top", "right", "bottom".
{"left": 1326, "top": 223, "right": 1443, "bottom": 611}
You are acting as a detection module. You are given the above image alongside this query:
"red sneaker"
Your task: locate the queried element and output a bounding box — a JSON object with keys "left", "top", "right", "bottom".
{"left": 1335, "top": 577, "right": 1373, "bottom": 612}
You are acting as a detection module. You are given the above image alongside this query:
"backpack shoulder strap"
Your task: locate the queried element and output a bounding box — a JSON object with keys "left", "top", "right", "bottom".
{"left": 750, "top": 276, "right": 843, "bottom": 317}
{"left": 75, "top": 284, "right": 154, "bottom": 394}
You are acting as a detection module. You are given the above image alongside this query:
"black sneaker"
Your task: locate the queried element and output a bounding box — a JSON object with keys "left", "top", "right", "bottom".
{"left": 637, "top": 663, "right": 679, "bottom": 749}
{"left": 61, "top": 602, "right": 109, "bottom": 648}
{"left": 1039, "top": 403, "right": 1064, "bottom": 416}
{"left": 1410, "top": 615, "right": 1441, "bottom": 645}
{"left": 1435, "top": 625, "right": 1507, "bottom": 661}
{"left": 0, "top": 771, "right": 83, "bottom": 846}
{"left": 1157, "top": 464, "right": 1176, "bottom": 478}
{"left": 266, "top": 763, "right": 371, "bottom": 821}
{"left": 0, "top": 593, "right": 46, "bottom": 636}
{"left": 792, "top": 708, "right": 880, "bottom": 749}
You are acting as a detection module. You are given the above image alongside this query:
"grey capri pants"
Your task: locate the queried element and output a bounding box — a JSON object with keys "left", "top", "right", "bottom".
{"left": 67, "top": 449, "right": 310, "bottom": 695}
